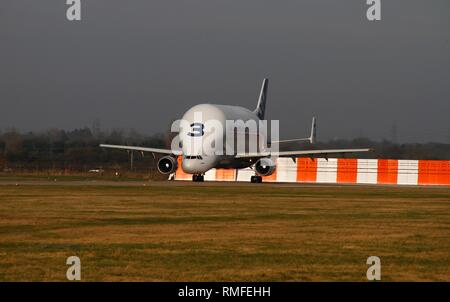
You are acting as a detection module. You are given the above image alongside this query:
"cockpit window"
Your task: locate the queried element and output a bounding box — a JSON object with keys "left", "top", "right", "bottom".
{"left": 184, "top": 155, "right": 203, "bottom": 160}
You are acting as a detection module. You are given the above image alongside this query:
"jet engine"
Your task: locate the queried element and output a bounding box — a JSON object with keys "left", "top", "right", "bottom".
{"left": 254, "top": 158, "right": 276, "bottom": 176}
{"left": 157, "top": 156, "right": 178, "bottom": 174}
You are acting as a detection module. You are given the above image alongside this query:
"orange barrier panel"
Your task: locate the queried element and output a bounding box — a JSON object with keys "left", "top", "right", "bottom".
{"left": 377, "top": 159, "right": 398, "bottom": 184}
{"left": 262, "top": 173, "right": 277, "bottom": 182}
{"left": 418, "top": 160, "right": 450, "bottom": 186}
{"left": 175, "top": 156, "right": 192, "bottom": 180}
{"left": 262, "top": 169, "right": 277, "bottom": 182}
{"left": 297, "top": 158, "right": 317, "bottom": 182}
{"left": 215, "top": 169, "right": 236, "bottom": 181}
{"left": 337, "top": 158, "right": 358, "bottom": 183}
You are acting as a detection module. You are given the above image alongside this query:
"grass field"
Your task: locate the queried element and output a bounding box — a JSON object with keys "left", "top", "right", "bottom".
{"left": 0, "top": 180, "right": 449, "bottom": 281}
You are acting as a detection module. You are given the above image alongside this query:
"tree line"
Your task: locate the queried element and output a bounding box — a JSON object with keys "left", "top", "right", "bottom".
{"left": 0, "top": 128, "right": 166, "bottom": 174}
{"left": 0, "top": 128, "right": 449, "bottom": 174}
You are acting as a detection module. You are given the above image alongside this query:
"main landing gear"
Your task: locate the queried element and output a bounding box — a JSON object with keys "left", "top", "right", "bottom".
{"left": 250, "top": 175, "right": 263, "bottom": 183}
{"left": 192, "top": 174, "right": 204, "bottom": 182}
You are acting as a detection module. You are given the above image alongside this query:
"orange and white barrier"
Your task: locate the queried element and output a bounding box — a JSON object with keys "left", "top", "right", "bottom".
{"left": 174, "top": 157, "right": 450, "bottom": 186}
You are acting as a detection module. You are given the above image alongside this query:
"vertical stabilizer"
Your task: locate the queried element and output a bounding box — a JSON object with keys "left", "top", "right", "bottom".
{"left": 309, "top": 116, "right": 317, "bottom": 144}
{"left": 254, "top": 78, "right": 268, "bottom": 119}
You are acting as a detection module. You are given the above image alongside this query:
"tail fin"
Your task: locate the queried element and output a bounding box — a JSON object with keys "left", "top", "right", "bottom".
{"left": 309, "top": 116, "right": 317, "bottom": 144}
{"left": 254, "top": 78, "right": 268, "bottom": 119}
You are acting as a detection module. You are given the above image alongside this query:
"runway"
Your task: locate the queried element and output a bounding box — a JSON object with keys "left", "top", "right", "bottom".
{"left": 0, "top": 178, "right": 448, "bottom": 190}
{"left": 1, "top": 176, "right": 449, "bottom": 281}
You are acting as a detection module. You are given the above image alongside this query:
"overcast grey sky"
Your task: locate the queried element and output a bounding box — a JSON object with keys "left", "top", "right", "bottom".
{"left": 0, "top": 0, "right": 449, "bottom": 143}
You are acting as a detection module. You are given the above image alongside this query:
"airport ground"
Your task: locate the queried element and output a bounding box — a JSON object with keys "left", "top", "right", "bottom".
{"left": 0, "top": 175, "right": 449, "bottom": 281}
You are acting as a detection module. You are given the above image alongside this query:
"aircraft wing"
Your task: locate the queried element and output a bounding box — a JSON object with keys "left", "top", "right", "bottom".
{"left": 235, "top": 148, "right": 372, "bottom": 159}
{"left": 99, "top": 144, "right": 182, "bottom": 156}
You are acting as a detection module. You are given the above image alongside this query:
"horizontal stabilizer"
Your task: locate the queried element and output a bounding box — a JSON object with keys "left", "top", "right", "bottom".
{"left": 236, "top": 148, "right": 373, "bottom": 159}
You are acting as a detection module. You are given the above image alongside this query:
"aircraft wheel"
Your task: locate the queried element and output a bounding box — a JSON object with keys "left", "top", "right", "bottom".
{"left": 192, "top": 175, "right": 204, "bottom": 182}
{"left": 251, "top": 176, "right": 263, "bottom": 183}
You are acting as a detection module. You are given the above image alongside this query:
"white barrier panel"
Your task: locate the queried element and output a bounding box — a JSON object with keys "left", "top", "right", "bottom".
{"left": 276, "top": 158, "right": 297, "bottom": 183}
{"left": 316, "top": 158, "right": 338, "bottom": 183}
{"left": 204, "top": 169, "right": 216, "bottom": 181}
{"left": 357, "top": 159, "right": 378, "bottom": 184}
{"left": 397, "top": 160, "right": 419, "bottom": 185}
{"left": 236, "top": 168, "right": 254, "bottom": 182}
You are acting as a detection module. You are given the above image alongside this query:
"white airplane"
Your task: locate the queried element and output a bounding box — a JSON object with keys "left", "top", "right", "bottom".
{"left": 100, "top": 79, "right": 371, "bottom": 183}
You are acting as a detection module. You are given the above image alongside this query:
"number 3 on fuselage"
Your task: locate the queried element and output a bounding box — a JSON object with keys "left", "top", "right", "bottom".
{"left": 187, "top": 123, "right": 205, "bottom": 137}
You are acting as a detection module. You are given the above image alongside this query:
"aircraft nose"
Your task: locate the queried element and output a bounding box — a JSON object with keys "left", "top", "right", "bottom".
{"left": 181, "top": 158, "right": 213, "bottom": 174}
{"left": 182, "top": 159, "right": 206, "bottom": 174}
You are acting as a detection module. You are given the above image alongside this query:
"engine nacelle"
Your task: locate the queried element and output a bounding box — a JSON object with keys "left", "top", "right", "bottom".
{"left": 255, "top": 158, "right": 276, "bottom": 176}
{"left": 157, "top": 156, "right": 178, "bottom": 174}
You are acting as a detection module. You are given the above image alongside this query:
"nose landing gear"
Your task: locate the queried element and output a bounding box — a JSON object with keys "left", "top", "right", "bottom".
{"left": 192, "top": 174, "right": 204, "bottom": 182}
{"left": 250, "top": 175, "right": 263, "bottom": 183}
